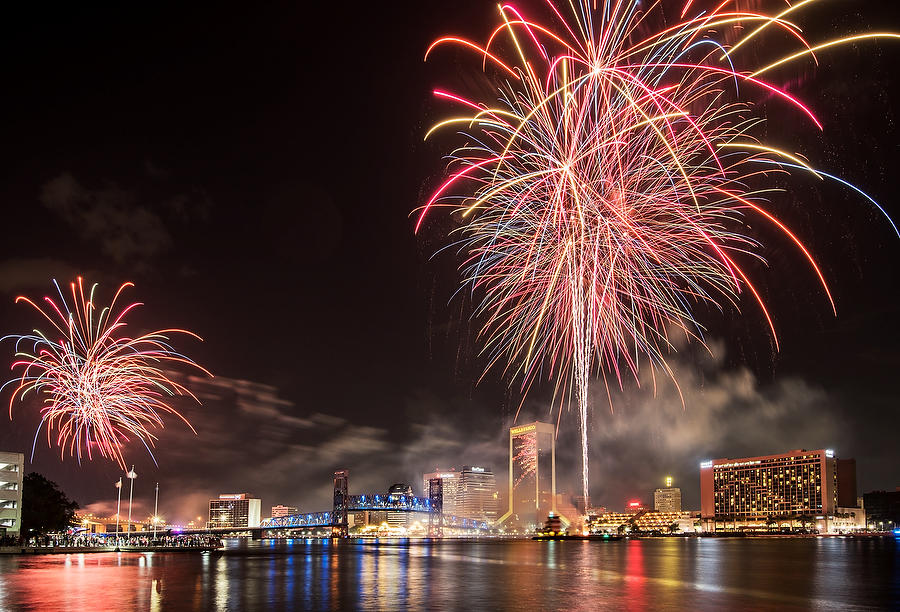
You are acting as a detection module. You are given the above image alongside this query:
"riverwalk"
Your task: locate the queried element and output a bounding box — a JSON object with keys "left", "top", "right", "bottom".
{"left": 1, "top": 545, "right": 221, "bottom": 554}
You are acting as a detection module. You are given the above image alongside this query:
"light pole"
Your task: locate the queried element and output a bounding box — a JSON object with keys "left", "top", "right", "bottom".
{"left": 115, "top": 477, "right": 123, "bottom": 538}
{"left": 126, "top": 466, "right": 137, "bottom": 538}
{"left": 153, "top": 482, "right": 159, "bottom": 540}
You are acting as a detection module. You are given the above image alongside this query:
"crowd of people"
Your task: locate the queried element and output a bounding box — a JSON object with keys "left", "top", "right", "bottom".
{"left": 6, "top": 533, "right": 222, "bottom": 549}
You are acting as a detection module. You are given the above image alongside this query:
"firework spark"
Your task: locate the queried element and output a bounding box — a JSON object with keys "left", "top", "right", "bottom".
{"left": 3, "top": 277, "right": 210, "bottom": 468}
{"left": 513, "top": 431, "right": 538, "bottom": 487}
{"left": 417, "top": 1, "right": 897, "bottom": 505}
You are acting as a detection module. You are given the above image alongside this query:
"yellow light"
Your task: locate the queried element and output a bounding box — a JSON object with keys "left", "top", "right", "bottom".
{"left": 665, "top": 476, "right": 673, "bottom": 488}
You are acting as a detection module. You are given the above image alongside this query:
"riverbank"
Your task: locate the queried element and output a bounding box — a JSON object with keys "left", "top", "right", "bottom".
{"left": 1, "top": 545, "right": 221, "bottom": 555}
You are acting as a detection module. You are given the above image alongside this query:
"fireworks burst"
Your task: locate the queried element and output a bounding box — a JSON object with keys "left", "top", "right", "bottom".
{"left": 513, "top": 430, "right": 538, "bottom": 487}
{"left": 3, "top": 277, "right": 210, "bottom": 468}
{"left": 417, "top": 0, "right": 898, "bottom": 504}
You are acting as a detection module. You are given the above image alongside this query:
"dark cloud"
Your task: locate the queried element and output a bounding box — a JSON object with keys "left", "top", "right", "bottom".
{"left": 0, "top": 258, "right": 80, "bottom": 295}
{"left": 579, "top": 341, "right": 844, "bottom": 510}
{"left": 37, "top": 171, "right": 211, "bottom": 267}
{"left": 0, "top": 336, "right": 892, "bottom": 525}
{"left": 39, "top": 173, "right": 173, "bottom": 264}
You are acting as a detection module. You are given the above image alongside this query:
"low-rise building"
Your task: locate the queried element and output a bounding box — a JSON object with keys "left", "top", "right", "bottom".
{"left": 0, "top": 451, "right": 24, "bottom": 536}
{"left": 863, "top": 489, "right": 900, "bottom": 531}
{"left": 586, "top": 510, "right": 699, "bottom": 534}
{"left": 75, "top": 512, "right": 149, "bottom": 534}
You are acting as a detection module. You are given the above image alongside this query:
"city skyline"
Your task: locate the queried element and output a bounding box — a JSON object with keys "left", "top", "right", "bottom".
{"left": 0, "top": 1, "right": 897, "bottom": 526}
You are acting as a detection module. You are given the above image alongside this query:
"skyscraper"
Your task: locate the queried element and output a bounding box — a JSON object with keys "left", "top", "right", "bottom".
{"left": 457, "top": 466, "right": 499, "bottom": 522}
{"left": 423, "top": 468, "right": 459, "bottom": 516}
{"left": 499, "top": 421, "right": 556, "bottom": 529}
{"left": 654, "top": 477, "right": 683, "bottom": 513}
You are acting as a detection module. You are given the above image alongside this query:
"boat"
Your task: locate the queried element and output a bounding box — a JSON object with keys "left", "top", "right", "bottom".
{"left": 532, "top": 533, "right": 623, "bottom": 541}
{"left": 532, "top": 513, "right": 622, "bottom": 541}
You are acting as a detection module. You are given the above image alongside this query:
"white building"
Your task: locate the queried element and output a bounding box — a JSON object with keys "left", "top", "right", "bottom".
{"left": 0, "top": 452, "right": 24, "bottom": 537}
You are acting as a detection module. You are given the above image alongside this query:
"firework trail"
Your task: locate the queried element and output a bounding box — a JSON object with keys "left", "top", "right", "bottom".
{"left": 513, "top": 431, "right": 538, "bottom": 487}
{"left": 3, "top": 277, "right": 210, "bottom": 468}
{"left": 417, "top": 0, "right": 898, "bottom": 506}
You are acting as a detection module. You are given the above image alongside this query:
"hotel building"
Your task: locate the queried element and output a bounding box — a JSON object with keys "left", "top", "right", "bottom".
{"left": 208, "top": 493, "right": 261, "bottom": 529}
{"left": 700, "top": 448, "right": 854, "bottom": 531}
{"left": 0, "top": 452, "right": 24, "bottom": 536}
{"left": 498, "top": 421, "right": 557, "bottom": 529}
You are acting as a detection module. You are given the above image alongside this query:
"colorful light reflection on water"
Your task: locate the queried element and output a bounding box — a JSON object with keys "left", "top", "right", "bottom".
{"left": 0, "top": 538, "right": 897, "bottom": 610}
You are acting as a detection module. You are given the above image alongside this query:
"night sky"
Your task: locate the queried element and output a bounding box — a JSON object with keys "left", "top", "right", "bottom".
{"left": 0, "top": 1, "right": 898, "bottom": 523}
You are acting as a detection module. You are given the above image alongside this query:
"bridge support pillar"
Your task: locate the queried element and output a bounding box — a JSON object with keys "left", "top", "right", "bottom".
{"left": 428, "top": 478, "right": 443, "bottom": 538}
{"left": 332, "top": 469, "right": 349, "bottom": 538}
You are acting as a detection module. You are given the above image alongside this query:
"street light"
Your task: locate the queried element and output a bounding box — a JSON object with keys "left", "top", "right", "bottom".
{"left": 115, "top": 477, "right": 123, "bottom": 537}
{"left": 153, "top": 482, "right": 159, "bottom": 540}
{"left": 126, "top": 466, "right": 137, "bottom": 536}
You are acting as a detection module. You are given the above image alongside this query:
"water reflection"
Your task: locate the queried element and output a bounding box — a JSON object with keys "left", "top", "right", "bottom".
{"left": 0, "top": 537, "right": 896, "bottom": 610}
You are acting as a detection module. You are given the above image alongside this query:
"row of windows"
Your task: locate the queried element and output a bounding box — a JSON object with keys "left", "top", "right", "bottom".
{"left": 713, "top": 464, "right": 826, "bottom": 516}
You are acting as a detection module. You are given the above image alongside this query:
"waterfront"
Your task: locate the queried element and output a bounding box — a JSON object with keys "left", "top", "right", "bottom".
{"left": 0, "top": 537, "right": 897, "bottom": 610}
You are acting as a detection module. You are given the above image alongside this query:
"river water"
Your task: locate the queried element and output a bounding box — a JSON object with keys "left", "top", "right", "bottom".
{"left": 0, "top": 537, "right": 897, "bottom": 610}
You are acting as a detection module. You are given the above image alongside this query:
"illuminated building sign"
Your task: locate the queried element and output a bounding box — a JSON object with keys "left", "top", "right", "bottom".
{"left": 825, "top": 449, "right": 835, "bottom": 458}
{"left": 713, "top": 460, "right": 761, "bottom": 469}
{"left": 438, "top": 473, "right": 455, "bottom": 478}
{"left": 510, "top": 424, "right": 536, "bottom": 435}
{"left": 470, "top": 467, "right": 485, "bottom": 473}
{"left": 700, "top": 461, "right": 713, "bottom": 469}
{"left": 218, "top": 494, "right": 246, "bottom": 500}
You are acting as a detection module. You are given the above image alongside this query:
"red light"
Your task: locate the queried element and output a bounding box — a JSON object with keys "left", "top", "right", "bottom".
{"left": 628, "top": 500, "right": 641, "bottom": 507}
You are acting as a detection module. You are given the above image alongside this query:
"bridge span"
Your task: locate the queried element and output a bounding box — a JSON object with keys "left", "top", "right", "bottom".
{"left": 169, "top": 470, "right": 491, "bottom": 539}
{"left": 259, "top": 471, "right": 490, "bottom": 537}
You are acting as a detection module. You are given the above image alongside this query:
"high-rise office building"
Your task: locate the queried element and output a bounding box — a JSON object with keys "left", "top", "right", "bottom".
{"left": 654, "top": 477, "right": 683, "bottom": 513}
{"left": 0, "top": 451, "right": 24, "bottom": 536}
{"left": 499, "top": 421, "right": 556, "bottom": 528}
{"left": 271, "top": 505, "right": 298, "bottom": 518}
{"left": 423, "top": 469, "right": 459, "bottom": 516}
{"left": 387, "top": 483, "right": 413, "bottom": 527}
{"left": 700, "top": 449, "right": 839, "bottom": 530}
{"left": 208, "top": 493, "right": 261, "bottom": 528}
{"left": 457, "top": 466, "right": 498, "bottom": 522}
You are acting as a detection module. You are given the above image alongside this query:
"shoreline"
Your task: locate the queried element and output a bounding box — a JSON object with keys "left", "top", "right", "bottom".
{"left": 1, "top": 546, "right": 221, "bottom": 555}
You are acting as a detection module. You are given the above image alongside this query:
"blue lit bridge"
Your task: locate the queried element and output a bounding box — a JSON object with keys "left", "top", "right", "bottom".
{"left": 259, "top": 471, "right": 490, "bottom": 537}
{"left": 260, "top": 494, "right": 489, "bottom": 533}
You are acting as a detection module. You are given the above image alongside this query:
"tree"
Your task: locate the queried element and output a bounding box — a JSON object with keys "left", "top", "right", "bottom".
{"left": 668, "top": 522, "right": 680, "bottom": 534}
{"left": 21, "top": 472, "right": 79, "bottom": 535}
